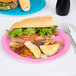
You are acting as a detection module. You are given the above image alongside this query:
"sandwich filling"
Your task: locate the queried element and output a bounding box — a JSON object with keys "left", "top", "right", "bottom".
{"left": 7, "top": 25, "right": 57, "bottom": 42}
{"left": 0, "top": 1, "right": 18, "bottom": 10}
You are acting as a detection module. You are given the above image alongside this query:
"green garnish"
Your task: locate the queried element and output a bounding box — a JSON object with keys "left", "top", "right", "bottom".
{"left": 0, "top": 2, "right": 2, "bottom": 5}
{"left": 2, "top": 3, "right": 7, "bottom": 7}
{"left": 6, "top": 3, "right": 10, "bottom": 5}
{"left": 0, "top": 2, "right": 10, "bottom": 6}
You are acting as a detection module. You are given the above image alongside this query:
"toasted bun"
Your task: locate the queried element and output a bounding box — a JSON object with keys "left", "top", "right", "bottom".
{"left": 0, "top": 0, "right": 17, "bottom": 2}
{"left": 11, "top": 16, "right": 55, "bottom": 29}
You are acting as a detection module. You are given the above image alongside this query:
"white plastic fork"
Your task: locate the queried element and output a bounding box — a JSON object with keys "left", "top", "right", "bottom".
{"left": 62, "top": 24, "right": 76, "bottom": 53}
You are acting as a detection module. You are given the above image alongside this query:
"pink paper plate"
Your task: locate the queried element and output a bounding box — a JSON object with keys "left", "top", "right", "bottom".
{"left": 1, "top": 28, "right": 70, "bottom": 63}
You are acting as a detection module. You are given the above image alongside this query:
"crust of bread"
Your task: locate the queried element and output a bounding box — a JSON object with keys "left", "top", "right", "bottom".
{"left": 0, "top": 0, "right": 17, "bottom": 2}
{"left": 11, "top": 16, "right": 55, "bottom": 29}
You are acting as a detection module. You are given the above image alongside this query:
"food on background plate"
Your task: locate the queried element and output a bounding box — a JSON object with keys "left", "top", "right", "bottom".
{"left": 19, "top": 0, "right": 30, "bottom": 11}
{"left": 0, "top": 0, "right": 18, "bottom": 10}
{"left": 0, "top": 0, "right": 31, "bottom": 11}
{"left": 6, "top": 16, "right": 64, "bottom": 59}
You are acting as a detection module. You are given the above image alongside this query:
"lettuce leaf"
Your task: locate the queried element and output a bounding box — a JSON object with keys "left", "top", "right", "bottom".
{"left": 36, "top": 28, "right": 52, "bottom": 37}
{"left": 6, "top": 28, "right": 23, "bottom": 38}
{"left": 15, "top": 28, "right": 23, "bottom": 38}
{"left": 6, "top": 30, "right": 16, "bottom": 38}
{"left": 23, "top": 28, "right": 36, "bottom": 35}
{"left": 6, "top": 25, "right": 58, "bottom": 38}
{"left": 51, "top": 25, "right": 58, "bottom": 33}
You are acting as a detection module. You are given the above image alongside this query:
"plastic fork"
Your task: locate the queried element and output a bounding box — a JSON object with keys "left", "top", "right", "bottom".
{"left": 62, "top": 24, "right": 76, "bottom": 53}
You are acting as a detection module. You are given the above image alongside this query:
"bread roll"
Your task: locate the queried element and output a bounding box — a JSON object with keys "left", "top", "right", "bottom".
{"left": 0, "top": 0, "right": 17, "bottom": 2}
{"left": 11, "top": 16, "right": 55, "bottom": 29}
{"left": 19, "top": 0, "right": 30, "bottom": 11}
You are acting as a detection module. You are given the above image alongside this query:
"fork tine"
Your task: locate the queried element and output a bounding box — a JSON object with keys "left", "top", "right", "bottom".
{"left": 62, "top": 23, "right": 70, "bottom": 33}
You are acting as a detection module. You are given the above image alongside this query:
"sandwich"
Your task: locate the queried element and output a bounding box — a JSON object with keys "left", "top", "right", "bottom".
{"left": 19, "top": 0, "right": 30, "bottom": 11}
{"left": 7, "top": 16, "right": 57, "bottom": 43}
{"left": 6, "top": 16, "right": 63, "bottom": 59}
{"left": 0, "top": 0, "right": 18, "bottom": 10}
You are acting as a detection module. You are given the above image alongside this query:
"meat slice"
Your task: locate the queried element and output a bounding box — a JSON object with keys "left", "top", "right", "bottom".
{"left": 11, "top": 37, "right": 25, "bottom": 43}
{"left": 9, "top": 2, "right": 18, "bottom": 9}
{"left": 34, "top": 41, "right": 44, "bottom": 48}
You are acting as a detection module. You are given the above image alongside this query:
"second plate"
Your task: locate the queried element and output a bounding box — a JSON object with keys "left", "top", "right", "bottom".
{"left": 0, "top": 0, "right": 46, "bottom": 16}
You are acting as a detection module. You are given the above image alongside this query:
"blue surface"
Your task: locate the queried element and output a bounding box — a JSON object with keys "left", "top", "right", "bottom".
{"left": 0, "top": 0, "right": 46, "bottom": 16}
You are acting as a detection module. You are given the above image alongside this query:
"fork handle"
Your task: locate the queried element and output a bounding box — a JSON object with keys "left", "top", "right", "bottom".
{"left": 68, "top": 33, "right": 76, "bottom": 53}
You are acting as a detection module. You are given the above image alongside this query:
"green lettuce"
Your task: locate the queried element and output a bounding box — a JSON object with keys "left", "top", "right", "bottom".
{"left": 23, "top": 28, "right": 36, "bottom": 35}
{"left": 6, "top": 28, "right": 23, "bottom": 38}
{"left": 51, "top": 25, "right": 58, "bottom": 33}
{"left": 6, "top": 25, "right": 58, "bottom": 38}
{"left": 36, "top": 28, "right": 52, "bottom": 37}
